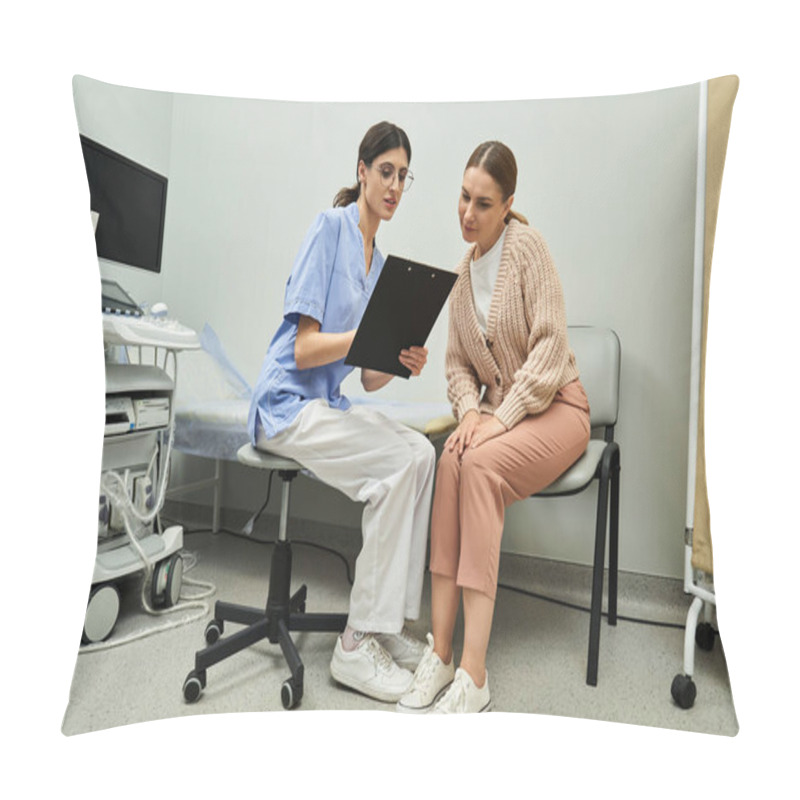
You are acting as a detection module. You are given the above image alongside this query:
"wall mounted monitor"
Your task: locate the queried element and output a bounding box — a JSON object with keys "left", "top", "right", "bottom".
{"left": 79, "top": 135, "right": 168, "bottom": 273}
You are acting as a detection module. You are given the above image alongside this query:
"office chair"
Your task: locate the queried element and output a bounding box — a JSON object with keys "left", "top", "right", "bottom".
{"left": 532, "top": 325, "right": 621, "bottom": 686}
{"left": 182, "top": 447, "right": 348, "bottom": 709}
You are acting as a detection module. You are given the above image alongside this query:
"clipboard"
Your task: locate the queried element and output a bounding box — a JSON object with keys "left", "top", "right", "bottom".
{"left": 345, "top": 255, "right": 457, "bottom": 378}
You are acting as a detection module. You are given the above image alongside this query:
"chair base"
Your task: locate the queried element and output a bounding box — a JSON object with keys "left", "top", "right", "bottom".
{"left": 182, "top": 539, "right": 348, "bottom": 709}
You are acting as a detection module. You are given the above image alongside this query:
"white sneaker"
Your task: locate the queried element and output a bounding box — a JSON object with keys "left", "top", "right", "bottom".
{"left": 374, "top": 626, "right": 427, "bottom": 671}
{"left": 330, "top": 634, "right": 414, "bottom": 702}
{"left": 432, "top": 667, "right": 492, "bottom": 713}
{"left": 396, "top": 633, "right": 455, "bottom": 714}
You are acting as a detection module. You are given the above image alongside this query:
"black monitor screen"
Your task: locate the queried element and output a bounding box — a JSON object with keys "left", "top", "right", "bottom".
{"left": 79, "top": 135, "right": 168, "bottom": 273}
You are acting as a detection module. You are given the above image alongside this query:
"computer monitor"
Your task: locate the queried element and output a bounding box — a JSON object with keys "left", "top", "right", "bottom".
{"left": 79, "top": 135, "right": 168, "bottom": 273}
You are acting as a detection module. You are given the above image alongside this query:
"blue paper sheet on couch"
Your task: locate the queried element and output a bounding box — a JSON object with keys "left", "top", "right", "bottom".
{"left": 173, "top": 324, "right": 453, "bottom": 461}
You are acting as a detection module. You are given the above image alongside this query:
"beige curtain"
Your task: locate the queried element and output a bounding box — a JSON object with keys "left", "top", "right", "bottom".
{"left": 691, "top": 75, "right": 739, "bottom": 574}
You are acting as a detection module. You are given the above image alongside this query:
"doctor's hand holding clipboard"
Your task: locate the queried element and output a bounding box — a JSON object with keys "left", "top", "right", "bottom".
{"left": 345, "top": 254, "right": 457, "bottom": 380}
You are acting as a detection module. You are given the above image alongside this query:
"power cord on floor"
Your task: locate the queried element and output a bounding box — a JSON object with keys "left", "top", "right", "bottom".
{"left": 241, "top": 471, "right": 274, "bottom": 536}
{"left": 496, "top": 580, "right": 687, "bottom": 631}
{"left": 170, "top": 468, "right": 357, "bottom": 586}
{"left": 168, "top": 517, "right": 356, "bottom": 587}
{"left": 168, "top": 514, "right": 693, "bottom": 632}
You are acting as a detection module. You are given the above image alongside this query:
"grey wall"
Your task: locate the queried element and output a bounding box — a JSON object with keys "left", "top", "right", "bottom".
{"left": 74, "top": 75, "right": 701, "bottom": 579}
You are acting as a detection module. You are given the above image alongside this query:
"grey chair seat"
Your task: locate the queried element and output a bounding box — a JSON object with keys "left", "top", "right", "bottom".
{"left": 537, "top": 440, "right": 609, "bottom": 496}
{"left": 237, "top": 443, "right": 302, "bottom": 473}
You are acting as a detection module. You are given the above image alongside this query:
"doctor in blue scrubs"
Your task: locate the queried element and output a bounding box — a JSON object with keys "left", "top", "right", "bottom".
{"left": 247, "top": 122, "right": 436, "bottom": 703}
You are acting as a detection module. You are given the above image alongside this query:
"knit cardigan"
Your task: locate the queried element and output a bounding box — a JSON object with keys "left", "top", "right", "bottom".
{"left": 445, "top": 219, "right": 579, "bottom": 430}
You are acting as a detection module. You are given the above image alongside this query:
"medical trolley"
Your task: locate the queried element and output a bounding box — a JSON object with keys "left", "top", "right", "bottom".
{"left": 82, "top": 306, "right": 199, "bottom": 645}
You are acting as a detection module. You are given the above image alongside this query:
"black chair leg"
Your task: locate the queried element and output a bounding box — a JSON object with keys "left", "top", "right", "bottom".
{"left": 608, "top": 450, "right": 620, "bottom": 626}
{"left": 182, "top": 472, "right": 347, "bottom": 709}
{"left": 586, "top": 469, "right": 610, "bottom": 687}
{"left": 276, "top": 616, "right": 305, "bottom": 706}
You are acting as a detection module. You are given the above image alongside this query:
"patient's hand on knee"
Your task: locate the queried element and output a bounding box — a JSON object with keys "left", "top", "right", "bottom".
{"left": 469, "top": 415, "right": 507, "bottom": 451}
{"left": 445, "top": 410, "right": 481, "bottom": 457}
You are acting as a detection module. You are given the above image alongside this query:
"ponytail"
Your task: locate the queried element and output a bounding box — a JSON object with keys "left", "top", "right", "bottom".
{"left": 334, "top": 184, "right": 360, "bottom": 208}
{"left": 333, "top": 121, "right": 412, "bottom": 208}
{"left": 506, "top": 209, "right": 528, "bottom": 225}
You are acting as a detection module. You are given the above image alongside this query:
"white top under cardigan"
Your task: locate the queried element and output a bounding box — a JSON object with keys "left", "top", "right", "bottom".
{"left": 469, "top": 227, "right": 506, "bottom": 334}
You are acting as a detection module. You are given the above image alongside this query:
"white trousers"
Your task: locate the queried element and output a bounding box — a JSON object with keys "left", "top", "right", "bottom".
{"left": 256, "top": 399, "right": 436, "bottom": 634}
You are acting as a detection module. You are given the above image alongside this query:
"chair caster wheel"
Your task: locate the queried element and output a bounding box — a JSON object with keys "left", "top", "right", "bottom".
{"left": 205, "top": 619, "right": 224, "bottom": 644}
{"left": 281, "top": 679, "right": 302, "bottom": 710}
{"left": 183, "top": 670, "right": 206, "bottom": 703}
{"left": 671, "top": 673, "right": 696, "bottom": 709}
{"left": 695, "top": 622, "right": 716, "bottom": 652}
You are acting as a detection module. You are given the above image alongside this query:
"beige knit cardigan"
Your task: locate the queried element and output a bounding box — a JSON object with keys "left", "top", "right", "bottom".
{"left": 445, "top": 219, "right": 579, "bottom": 430}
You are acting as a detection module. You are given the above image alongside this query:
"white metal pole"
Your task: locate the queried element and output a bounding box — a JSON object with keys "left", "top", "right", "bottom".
{"left": 686, "top": 80, "right": 708, "bottom": 533}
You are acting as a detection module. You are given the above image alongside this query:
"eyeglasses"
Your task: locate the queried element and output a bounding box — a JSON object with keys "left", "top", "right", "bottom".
{"left": 371, "top": 163, "right": 414, "bottom": 192}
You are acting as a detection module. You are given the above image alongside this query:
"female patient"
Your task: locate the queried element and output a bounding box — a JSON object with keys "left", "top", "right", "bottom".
{"left": 247, "top": 121, "right": 435, "bottom": 703}
{"left": 398, "top": 141, "right": 591, "bottom": 713}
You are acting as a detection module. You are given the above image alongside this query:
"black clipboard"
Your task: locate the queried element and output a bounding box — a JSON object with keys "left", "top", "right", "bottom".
{"left": 345, "top": 255, "right": 457, "bottom": 378}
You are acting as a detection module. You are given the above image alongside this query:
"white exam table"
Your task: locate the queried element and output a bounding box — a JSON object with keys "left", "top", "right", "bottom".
{"left": 167, "top": 325, "right": 454, "bottom": 531}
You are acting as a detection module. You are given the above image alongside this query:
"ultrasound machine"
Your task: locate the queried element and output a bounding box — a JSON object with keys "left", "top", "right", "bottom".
{"left": 84, "top": 278, "right": 200, "bottom": 645}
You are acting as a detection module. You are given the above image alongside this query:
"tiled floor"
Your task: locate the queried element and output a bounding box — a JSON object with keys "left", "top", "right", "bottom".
{"left": 62, "top": 512, "right": 737, "bottom": 738}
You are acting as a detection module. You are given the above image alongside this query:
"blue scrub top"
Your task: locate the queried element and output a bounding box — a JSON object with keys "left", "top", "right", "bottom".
{"left": 248, "top": 202, "right": 385, "bottom": 442}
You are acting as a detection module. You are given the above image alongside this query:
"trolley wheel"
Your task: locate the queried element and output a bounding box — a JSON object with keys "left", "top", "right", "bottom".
{"left": 164, "top": 553, "right": 184, "bottom": 608}
{"left": 671, "top": 673, "right": 697, "bottom": 709}
{"left": 82, "top": 583, "right": 121, "bottom": 644}
{"left": 152, "top": 553, "right": 184, "bottom": 608}
{"left": 695, "top": 622, "right": 716, "bottom": 652}
{"left": 281, "top": 679, "right": 302, "bottom": 710}
{"left": 183, "top": 670, "right": 206, "bottom": 703}
{"left": 205, "top": 619, "right": 224, "bottom": 644}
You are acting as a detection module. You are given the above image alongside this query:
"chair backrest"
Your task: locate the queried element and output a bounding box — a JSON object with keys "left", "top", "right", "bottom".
{"left": 567, "top": 326, "right": 621, "bottom": 432}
